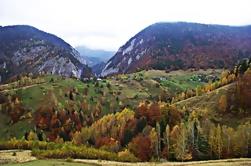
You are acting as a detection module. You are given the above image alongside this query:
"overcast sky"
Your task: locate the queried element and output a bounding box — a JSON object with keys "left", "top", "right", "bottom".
{"left": 1, "top": 0, "right": 251, "bottom": 51}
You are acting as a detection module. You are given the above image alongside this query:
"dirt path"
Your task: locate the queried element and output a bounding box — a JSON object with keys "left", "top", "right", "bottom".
{"left": 0, "top": 150, "right": 36, "bottom": 164}
{"left": 0, "top": 82, "right": 46, "bottom": 93}
{"left": 0, "top": 150, "right": 250, "bottom": 166}
{"left": 74, "top": 158, "right": 251, "bottom": 166}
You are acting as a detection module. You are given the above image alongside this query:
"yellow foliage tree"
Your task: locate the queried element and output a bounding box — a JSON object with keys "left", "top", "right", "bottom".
{"left": 218, "top": 95, "right": 227, "bottom": 112}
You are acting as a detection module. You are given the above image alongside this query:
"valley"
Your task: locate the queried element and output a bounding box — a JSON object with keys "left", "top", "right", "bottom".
{"left": 0, "top": 63, "right": 250, "bottom": 164}
{"left": 0, "top": 22, "right": 250, "bottom": 165}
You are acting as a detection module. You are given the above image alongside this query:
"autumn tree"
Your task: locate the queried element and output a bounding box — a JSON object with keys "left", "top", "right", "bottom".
{"left": 136, "top": 102, "right": 148, "bottom": 119}
{"left": 164, "top": 124, "right": 170, "bottom": 159}
{"left": 147, "top": 125, "right": 160, "bottom": 160}
{"left": 79, "top": 127, "right": 92, "bottom": 144}
{"left": 27, "top": 130, "right": 38, "bottom": 141}
{"left": 166, "top": 105, "right": 182, "bottom": 129}
{"left": 236, "top": 69, "right": 251, "bottom": 110}
{"left": 136, "top": 102, "right": 161, "bottom": 126}
{"left": 208, "top": 124, "right": 223, "bottom": 159}
{"left": 233, "top": 122, "right": 251, "bottom": 157}
{"left": 81, "top": 108, "right": 135, "bottom": 146}
{"left": 121, "top": 118, "right": 137, "bottom": 146}
{"left": 215, "top": 124, "right": 223, "bottom": 159}
{"left": 222, "top": 125, "right": 234, "bottom": 157}
{"left": 71, "top": 131, "right": 80, "bottom": 145}
{"left": 128, "top": 134, "right": 153, "bottom": 161}
{"left": 173, "top": 123, "right": 191, "bottom": 161}
{"left": 156, "top": 122, "right": 161, "bottom": 159}
{"left": 218, "top": 95, "right": 228, "bottom": 113}
{"left": 148, "top": 127, "right": 157, "bottom": 157}
{"left": 220, "top": 70, "right": 230, "bottom": 84}
{"left": 148, "top": 103, "right": 161, "bottom": 126}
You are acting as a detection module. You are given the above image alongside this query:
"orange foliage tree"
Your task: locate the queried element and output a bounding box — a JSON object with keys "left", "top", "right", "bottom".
{"left": 136, "top": 102, "right": 161, "bottom": 126}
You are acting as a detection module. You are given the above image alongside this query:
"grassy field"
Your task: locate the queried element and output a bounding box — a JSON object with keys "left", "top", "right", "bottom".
{"left": 2, "top": 69, "right": 222, "bottom": 111}
{"left": 1, "top": 149, "right": 250, "bottom": 166}
{"left": 4, "top": 158, "right": 251, "bottom": 166}
{"left": 174, "top": 82, "right": 251, "bottom": 127}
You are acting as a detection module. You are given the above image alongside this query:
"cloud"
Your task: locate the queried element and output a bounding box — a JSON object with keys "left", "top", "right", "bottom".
{"left": 1, "top": 0, "right": 251, "bottom": 51}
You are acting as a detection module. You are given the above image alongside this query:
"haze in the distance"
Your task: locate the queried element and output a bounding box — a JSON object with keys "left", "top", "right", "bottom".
{"left": 1, "top": 0, "right": 251, "bottom": 51}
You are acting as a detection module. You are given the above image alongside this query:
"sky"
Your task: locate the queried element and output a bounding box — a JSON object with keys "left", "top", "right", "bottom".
{"left": 1, "top": 0, "right": 251, "bottom": 51}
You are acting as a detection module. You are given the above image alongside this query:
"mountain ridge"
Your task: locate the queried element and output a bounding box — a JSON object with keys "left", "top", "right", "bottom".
{"left": 0, "top": 25, "right": 92, "bottom": 82}
{"left": 101, "top": 22, "right": 251, "bottom": 76}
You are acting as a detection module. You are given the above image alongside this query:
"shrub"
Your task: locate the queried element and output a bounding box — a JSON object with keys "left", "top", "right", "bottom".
{"left": 95, "top": 137, "right": 120, "bottom": 152}
{"left": 0, "top": 140, "right": 138, "bottom": 162}
{"left": 118, "top": 149, "right": 139, "bottom": 162}
{"left": 32, "top": 144, "right": 121, "bottom": 161}
{"left": 0, "top": 139, "right": 60, "bottom": 150}
{"left": 66, "top": 157, "right": 73, "bottom": 162}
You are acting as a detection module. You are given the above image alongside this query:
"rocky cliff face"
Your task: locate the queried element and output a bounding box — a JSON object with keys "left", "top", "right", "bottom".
{"left": 0, "top": 25, "right": 91, "bottom": 82}
{"left": 101, "top": 22, "right": 251, "bottom": 76}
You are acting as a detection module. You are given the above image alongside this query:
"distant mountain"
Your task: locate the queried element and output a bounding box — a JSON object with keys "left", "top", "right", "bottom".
{"left": 101, "top": 22, "right": 251, "bottom": 76}
{"left": 0, "top": 25, "right": 92, "bottom": 82}
{"left": 91, "top": 62, "right": 106, "bottom": 76}
{"left": 75, "top": 46, "right": 114, "bottom": 66}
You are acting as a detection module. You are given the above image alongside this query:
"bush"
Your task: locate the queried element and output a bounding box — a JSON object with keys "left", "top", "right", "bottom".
{"left": 32, "top": 144, "right": 124, "bottom": 161}
{"left": 95, "top": 137, "right": 120, "bottom": 153}
{"left": 0, "top": 138, "right": 32, "bottom": 150}
{"left": 66, "top": 157, "right": 73, "bottom": 162}
{"left": 0, "top": 139, "right": 60, "bottom": 150}
{"left": 118, "top": 149, "right": 139, "bottom": 162}
{"left": 0, "top": 140, "right": 138, "bottom": 162}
